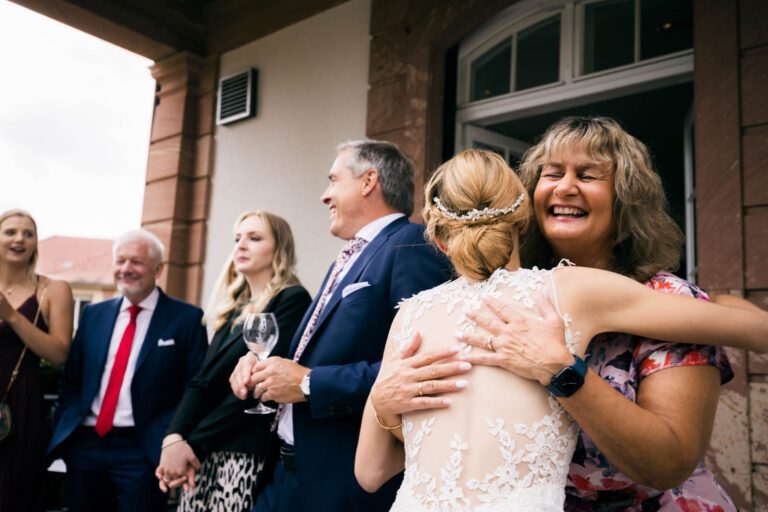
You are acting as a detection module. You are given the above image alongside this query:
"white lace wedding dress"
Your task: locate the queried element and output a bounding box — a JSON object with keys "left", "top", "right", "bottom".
{"left": 389, "top": 267, "right": 579, "bottom": 512}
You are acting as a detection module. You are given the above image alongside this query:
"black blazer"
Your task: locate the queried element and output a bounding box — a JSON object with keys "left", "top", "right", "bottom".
{"left": 166, "top": 285, "right": 311, "bottom": 460}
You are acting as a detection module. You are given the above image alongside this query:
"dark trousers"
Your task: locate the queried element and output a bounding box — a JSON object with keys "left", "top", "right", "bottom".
{"left": 253, "top": 455, "right": 300, "bottom": 512}
{"left": 63, "top": 427, "right": 166, "bottom": 512}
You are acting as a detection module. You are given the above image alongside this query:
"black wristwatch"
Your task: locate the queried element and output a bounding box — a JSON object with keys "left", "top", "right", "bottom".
{"left": 546, "top": 355, "right": 587, "bottom": 397}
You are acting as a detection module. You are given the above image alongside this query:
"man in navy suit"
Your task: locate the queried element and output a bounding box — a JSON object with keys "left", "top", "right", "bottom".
{"left": 49, "top": 229, "right": 207, "bottom": 512}
{"left": 231, "top": 141, "right": 454, "bottom": 511}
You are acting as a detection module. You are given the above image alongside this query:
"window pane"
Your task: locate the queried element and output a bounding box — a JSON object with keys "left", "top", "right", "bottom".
{"left": 640, "top": 0, "right": 692, "bottom": 60}
{"left": 516, "top": 15, "right": 561, "bottom": 91}
{"left": 471, "top": 39, "right": 512, "bottom": 101}
{"left": 583, "top": 0, "right": 635, "bottom": 74}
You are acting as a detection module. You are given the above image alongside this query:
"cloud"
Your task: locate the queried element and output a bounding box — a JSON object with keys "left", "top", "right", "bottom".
{"left": 0, "top": 1, "right": 155, "bottom": 240}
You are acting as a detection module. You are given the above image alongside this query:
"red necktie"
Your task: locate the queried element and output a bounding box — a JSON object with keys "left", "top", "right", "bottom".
{"left": 95, "top": 304, "right": 142, "bottom": 437}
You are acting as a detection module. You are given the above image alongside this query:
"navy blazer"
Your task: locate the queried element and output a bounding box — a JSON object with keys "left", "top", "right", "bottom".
{"left": 48, "top": 289, "right": 208, "bottom": 466}
{"left": 288, "top": 217, "right": 453, "bottom": 511}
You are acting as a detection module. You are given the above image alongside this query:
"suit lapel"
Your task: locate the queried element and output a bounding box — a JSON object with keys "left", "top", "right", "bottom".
{"left": 134, "top": 290, "right": 171, "bottom": 373}
{"left": 86, "top": 298, "right": 122, "bottom": 400}
{"left": 288, "top": 263, "right": 334, "bottom": 357}
{"left": 204, "top": 322, "right": 243, "bottom": 368}
{"left": 300, "top": 218, "right": 407, "bottom": 357}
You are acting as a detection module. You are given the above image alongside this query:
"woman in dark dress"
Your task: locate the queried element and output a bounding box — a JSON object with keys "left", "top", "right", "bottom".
{"left": 0, "top": 209, "right": 73, "bottom": 511}
{"left": 155, "top": 210, "right": 311, "bottom": 512}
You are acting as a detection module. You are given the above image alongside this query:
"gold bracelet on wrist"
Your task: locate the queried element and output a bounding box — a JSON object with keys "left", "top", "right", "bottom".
{"left": 374, "top": 411, "right": 402, "bottom": 431}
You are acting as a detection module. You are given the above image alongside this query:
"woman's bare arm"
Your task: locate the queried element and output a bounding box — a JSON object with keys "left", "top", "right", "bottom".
{"left": 569, "top": 267, "right": 768, "bottom": 353}
{"left": 2, "top": 278, "right": 73, "bottom": 365}
{"left": 457, "top": 266, "right": 750, "bottom": 489}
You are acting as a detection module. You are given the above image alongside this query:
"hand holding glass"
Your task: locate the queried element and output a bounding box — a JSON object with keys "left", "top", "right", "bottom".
{"left": 242, "top": 312, "right": 279, "bottom": 414}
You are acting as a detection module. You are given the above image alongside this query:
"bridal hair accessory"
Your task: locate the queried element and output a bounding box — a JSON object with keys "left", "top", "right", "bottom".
{"left": 433, "top": 193, "right": 525, "bottom": 221}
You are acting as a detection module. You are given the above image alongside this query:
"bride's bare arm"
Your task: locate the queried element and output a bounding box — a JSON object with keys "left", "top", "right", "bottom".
{"left": 356, "top": 313, "right": 408, "bottom": 492}
{"left": 356, "top": 311, "right": 472, "bottom": 492}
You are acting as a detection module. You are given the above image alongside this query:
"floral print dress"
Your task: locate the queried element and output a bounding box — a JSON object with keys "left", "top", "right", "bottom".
{"left": 564, "top": 272, "right": 736, "bottom": 512}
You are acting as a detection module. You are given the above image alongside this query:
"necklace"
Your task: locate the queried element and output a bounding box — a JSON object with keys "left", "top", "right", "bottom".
{"left": 1, "top": 277, "right": 32, "bottom": 297}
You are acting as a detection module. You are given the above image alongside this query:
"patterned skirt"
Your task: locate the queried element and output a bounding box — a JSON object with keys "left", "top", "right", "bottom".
{"left": 177, "top": 451, "right": 258, "bottom": 512}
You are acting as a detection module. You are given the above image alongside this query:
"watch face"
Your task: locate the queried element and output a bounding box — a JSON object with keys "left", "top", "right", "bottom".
{"left": 552, "top": 367, "right": 584, "bottom": 397}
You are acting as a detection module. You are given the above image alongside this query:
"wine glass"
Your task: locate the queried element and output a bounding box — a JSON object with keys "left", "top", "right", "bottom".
{"left": 242, "top": 312, "right": 280, "bottom": 414}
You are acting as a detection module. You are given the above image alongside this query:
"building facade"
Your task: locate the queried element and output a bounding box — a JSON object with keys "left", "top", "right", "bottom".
{"left": 11, "top": 0, "right": 767, "bottom": 508}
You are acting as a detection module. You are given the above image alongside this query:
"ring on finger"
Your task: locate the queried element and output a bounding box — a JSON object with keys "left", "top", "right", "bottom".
{"left": 418, "top": 381, "right": 424, "bottom": 397}
{"left": 486, "top": 334, "right": 496, "bottom": 352}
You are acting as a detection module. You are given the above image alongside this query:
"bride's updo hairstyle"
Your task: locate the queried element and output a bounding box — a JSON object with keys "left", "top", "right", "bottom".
{"left": 423, "top": 149, "right": 531, "bottom": 281}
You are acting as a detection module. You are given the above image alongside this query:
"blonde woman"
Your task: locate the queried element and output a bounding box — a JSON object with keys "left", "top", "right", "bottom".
{"left": 355, "top": 150, "right": 767, "bottom": 511}
{"left": 156, "top": 211, "right": 311, "bottom": 512}
{"left": 0, "top": 209, "right": 73, "bottom": 511}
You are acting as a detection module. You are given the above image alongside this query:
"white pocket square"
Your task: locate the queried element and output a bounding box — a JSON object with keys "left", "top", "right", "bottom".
{"left": 157, "top": 338, "right": 175, "bottom": 347}
{"left": 342, "top": 281, "right": 371, "bottom": 298}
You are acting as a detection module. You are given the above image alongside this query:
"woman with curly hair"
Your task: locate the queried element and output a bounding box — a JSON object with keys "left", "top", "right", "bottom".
{"left": 357, "top": 145, "right": 763, "bottom": 510}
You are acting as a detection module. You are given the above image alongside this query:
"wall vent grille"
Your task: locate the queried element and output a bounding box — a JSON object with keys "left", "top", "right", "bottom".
{"left": 216, "top": 68, "right": 257, "bottom": 126}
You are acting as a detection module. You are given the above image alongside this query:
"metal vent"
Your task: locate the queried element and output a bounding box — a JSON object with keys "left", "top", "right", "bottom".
{"left": 216, "top": 68, "right": 258, "bottom": 126}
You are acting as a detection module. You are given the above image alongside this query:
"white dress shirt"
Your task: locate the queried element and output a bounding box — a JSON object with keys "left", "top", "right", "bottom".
{"left": 83, "top": 287, "right": 159, "bottom": 427}
{"left": 278, "top": 213, "right": 405, "bottom": 445}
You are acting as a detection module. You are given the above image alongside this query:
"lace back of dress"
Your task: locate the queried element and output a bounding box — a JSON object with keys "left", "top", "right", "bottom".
{"left": 391, "top": 268, "right": 579, "bottom": 512}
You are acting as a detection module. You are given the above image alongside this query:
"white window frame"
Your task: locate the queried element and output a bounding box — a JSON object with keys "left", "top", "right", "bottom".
{"left": 457, "top": 0, "right": 693, "bottom": 130}
{"left": 456, "top": 0, "right": 696, "bottom": 273}
{"left": 459, "top": 1, "right": 566, "bottom": 106}
{"left": 463, "top": 125, "right": 531, "bottom": 164}
{"left": 73, "top": 296, "right": 92, "bottom": 329}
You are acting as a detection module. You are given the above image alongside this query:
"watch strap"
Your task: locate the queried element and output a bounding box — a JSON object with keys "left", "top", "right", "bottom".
{"left": 546, "top": 355, "right": 587, "bottom": 397}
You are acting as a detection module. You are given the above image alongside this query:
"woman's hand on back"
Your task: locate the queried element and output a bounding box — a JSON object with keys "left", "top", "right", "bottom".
{"left": 458, "top": 296, "right": 572, "bottom": 385}
{"left": 370, "top": 332, "right": 472, "bottom": 426}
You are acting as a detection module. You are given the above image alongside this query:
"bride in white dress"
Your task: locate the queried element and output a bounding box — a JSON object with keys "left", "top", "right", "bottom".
{"left": 355, "top": 149, "right": 768, "bottom": 512}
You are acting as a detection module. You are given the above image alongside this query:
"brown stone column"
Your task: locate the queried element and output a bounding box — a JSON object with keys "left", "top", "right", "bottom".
{"left": 695, "top": 0, "right": 768, "bottom": 507}
{"left": 141, "top": 51, "right": 218, "bottom": 305}
{"left": 366, "top": 0, "right": 517, "bottom": 220}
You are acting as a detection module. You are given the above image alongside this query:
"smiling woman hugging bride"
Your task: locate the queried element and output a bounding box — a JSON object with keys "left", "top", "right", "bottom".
{"left": 354, "top": 149, "right": 767, "bottom": 512}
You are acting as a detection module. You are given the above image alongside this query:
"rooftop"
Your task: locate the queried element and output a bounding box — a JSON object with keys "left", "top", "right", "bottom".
{"left": 37, "top": 236, "right": 114, "bottom": 287}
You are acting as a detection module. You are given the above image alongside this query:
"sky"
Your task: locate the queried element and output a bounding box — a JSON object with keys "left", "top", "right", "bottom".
{"left": 0, "top": 0, "right": 156, "bottom": 240}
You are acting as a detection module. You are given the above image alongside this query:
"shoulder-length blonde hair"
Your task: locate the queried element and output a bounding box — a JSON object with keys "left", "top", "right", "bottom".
{"left": 205, "top": 211, "right": 301, "bottom": 333}
{"left": 518, "top": 116, "right": 683, "bottom": 282}
{"left": 0, "top": 209, "right": 39, "bottom": 282}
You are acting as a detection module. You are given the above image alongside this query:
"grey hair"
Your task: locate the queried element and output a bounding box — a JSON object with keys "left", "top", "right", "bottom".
{"left": 336, "top": 140, "right": 415, "bottom": 216}
{"left": 113, "top": 229, "right": 165, "bottom": 263}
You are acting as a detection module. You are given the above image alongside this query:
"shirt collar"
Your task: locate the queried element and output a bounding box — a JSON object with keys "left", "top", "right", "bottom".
{"left": 355, "top": 213, "right": 406, "bottom": 243}
{"left": 120, "top": 286, "right": 159, "bottom": 313}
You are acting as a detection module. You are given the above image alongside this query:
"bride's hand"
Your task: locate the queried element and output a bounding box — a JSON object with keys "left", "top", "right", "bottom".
{"left": 371, "top": 332, "right": 472, "bottom": 424}
{"left": 458, "top": 297, "right": 572, "bottom": 386}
